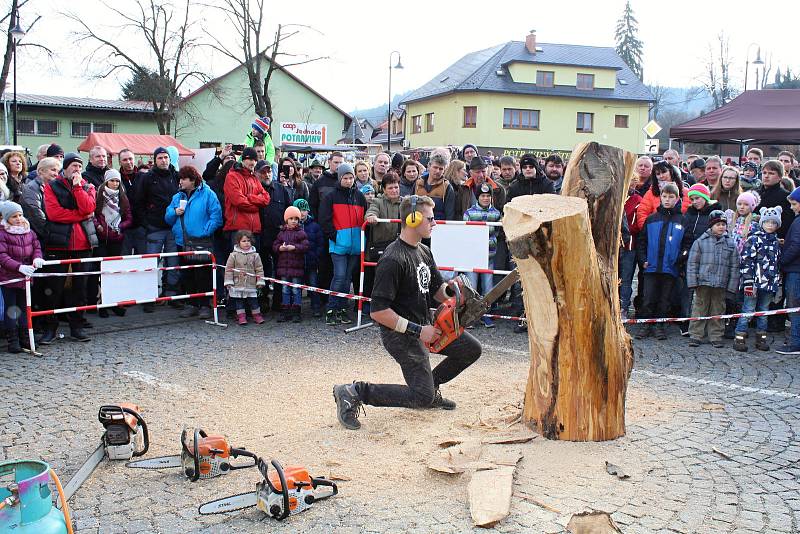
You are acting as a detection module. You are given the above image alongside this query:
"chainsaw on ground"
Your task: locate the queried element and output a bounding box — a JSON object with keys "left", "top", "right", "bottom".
{"left": 198, "top": 458, "right": 338, "bottom": 520}
{"left": 126, "top": 427, "right": 257, "bottom": 481}
{"left": 61, "top": 403, "right": 149, "bottom": 502}
{"left": 428, "top": 270, "right": 520, "bottom": 353}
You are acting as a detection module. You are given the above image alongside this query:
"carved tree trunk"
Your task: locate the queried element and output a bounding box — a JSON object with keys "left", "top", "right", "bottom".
{"left": 503, "top": 142, "right": 634, "bottom": 441}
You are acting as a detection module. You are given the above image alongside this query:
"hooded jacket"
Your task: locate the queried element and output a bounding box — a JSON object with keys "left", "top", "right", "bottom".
{"left": 0, "top": 219, "right": 42, "bottom": 288}
{"left": 506, "top": 174, "right": 555, "bottom": 203}
{"left": 758, "top": 182, "right": 794, "bottom": 238}
{"left": 415, "top": 176, "right": 455, "bottom": 221}
{"left": 43, "top": 174, "right": 98, "bottom": 251}
{"left": 740, "top": 228, "right": 781, "bottom": 292}
{"left": 686, "top": 230, "right": 740, "bottom": 292}
{"left": 21, "top": 175, "right": 47, "bottom": 240}
{"left": 365, "top": 194, "right": 401, "bottom": 245}
{"left": 136, "top": 164, "right": 179, "bottom": 230}
{"left": 164, "top": 182, "right": 223, "bottom": 247}
{"left": 261, "top": 179, "right": 291, "bottom": 246}
{"left": 680, "top": 201, "right": 716, "bottom": 255}
{"left": 300, "top": 215, "right": 324, "bottom": 269}
{"left": 272, "top": 224, "right": 310, "bottom": 278}
{"left": 82, "top": 163, "right": 108, "bottom": 188}
{"left": 224, "top": 245, "right": 265, "bottom": 296}
{"left": 223, "top": 166, "right": 270, "bottom": 233}
{"left": 309, "top": 170, "right": 339, "bottom": 218}
{"left": 319, "top": 178, "right": 366, "bottom": 256}
{"left": 634, "top": 186, "right": 689, "bottom": 233}
{"left": 636, "top": 205, "right": 685, "bottom": 278}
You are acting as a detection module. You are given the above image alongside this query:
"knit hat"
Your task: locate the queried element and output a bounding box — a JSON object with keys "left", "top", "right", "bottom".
{"left": 46, "top": 143, "right": 64, "bottom": 157}
{"left": 478, "top": 182, "right": 492, "bottom": 195}
{"left": 293, "top": 198, "right": 310, "bottom": 212}
{"left": 284, "top": 205, "right": 301, "bottom": 222}
{"left": 661, "top": 182, "right": 680, "bottom": 197}
{"left": 708, "top": 209, "right": 726, "bottom": 228}
{"left": 391, "top": 152, "right": 405, "bottom": 169}
{"left": 737, "top": 191, "right": 760, "bottom": 211}
{"left": 242, "top": 147, "right": 258, "bottom": 161}
{"left": 0, "top": 201, "right": 23, "bottom": 221}
{"left": 153, "top": 146, "right": 168, "bottom": 158}
{"left": 469, "top": 156, "right": 487, "bottom": 171}
{"left": 252, "top": 116, "right": 270, "bottom": 135}
{"left": 337, "top": 163, "right": 354, "bottom": 180}
{"left": 789, "top": 187, "right": 800, "bottom": 204}
{"left": 689, "top": 158, "right": 706, "bottom": 170}
{"left": 462, "top": 144, "right": 478, "bottom": 159}
{"left": 519, "top": 154, "right": 537, "bottom": 168}
{"left": 62, "top": 152, "right": 83, "bottom": 169}
{"left": 743, "top": 161, "right": 759, "bottom": 173}
{"left": 103, "top": 169, "right": 121, "bottom": 184}
{"left": 687, "top": 183, "right": 711, "bottom": 203}
{"left": 360, "top": 183, "right": 374, "bottom": 195}
{"left": 759, "top": 206, "right": 782, "bottom": 229}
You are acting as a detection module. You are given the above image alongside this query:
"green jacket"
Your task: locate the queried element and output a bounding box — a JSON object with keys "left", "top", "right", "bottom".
{"left": 245, "top": 131, "right": 276, "bottom": 164}
{"left": 365, "top": 194, "right": 401, "bottom": 245}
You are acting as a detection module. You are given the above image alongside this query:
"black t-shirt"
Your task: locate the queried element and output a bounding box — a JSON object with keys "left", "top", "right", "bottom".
{"left": 371, "top": 238, "right": 444, "bottom": 327}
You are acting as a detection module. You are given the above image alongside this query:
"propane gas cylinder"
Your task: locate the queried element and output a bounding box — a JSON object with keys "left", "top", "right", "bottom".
{"left": 0, "top": 460, "right": 68, "bottom": 534}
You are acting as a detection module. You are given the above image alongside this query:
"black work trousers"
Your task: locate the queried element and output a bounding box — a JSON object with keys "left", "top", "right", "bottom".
{"left": 42, "top": 249, "right": 91, "bottom": 329}
{"left": 360, "top": 329, "right": 481, "bottom": 408}
{"left": 640, "top": 272, "right": 676, "bottom": 320}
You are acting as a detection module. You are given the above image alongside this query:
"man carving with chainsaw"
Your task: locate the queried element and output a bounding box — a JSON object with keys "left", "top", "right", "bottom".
{"left": 333, "top": 195, "right": 481, "bottom": 430}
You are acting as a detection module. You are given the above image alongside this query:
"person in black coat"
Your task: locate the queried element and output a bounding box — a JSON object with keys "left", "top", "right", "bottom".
{"left": 506, "top": 153, "right": 555, "bottom": 202}
{"left": 258, "top": 160, "right": 291, "bottom": 311}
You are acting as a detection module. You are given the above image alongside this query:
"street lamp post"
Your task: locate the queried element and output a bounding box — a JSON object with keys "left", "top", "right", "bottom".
{"left": 10, "top": 14, "right": 26, "bottom": 146}
{"left": 744, "top": 43, "right": 764, "bottom": 92}
{"left": 387, "top": 51, "right": 403, "bottom": 153}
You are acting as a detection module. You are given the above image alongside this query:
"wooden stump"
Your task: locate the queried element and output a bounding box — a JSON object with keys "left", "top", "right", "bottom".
{"left": 503, "top": 142, "right": 634, "bottom": 441}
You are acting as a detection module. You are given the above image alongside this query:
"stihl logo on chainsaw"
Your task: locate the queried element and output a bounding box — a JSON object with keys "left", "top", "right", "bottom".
{"left": 126, "top": 428, "right": 257, "bottom": 481}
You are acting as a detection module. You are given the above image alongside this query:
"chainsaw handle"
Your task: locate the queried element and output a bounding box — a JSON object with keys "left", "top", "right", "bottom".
{"left": 121, "top": 407, "right": 149, "bottom": 457}
{"left": 180, "top": 428, "right": 207, "bottom": 482}
{"left": 268, "top": 459, "right": 290, "bottom": 520}
{"left": 311, "top": 477, "right": 338, "bottom": 498}
{"left": 229, "top": 447, "right": 258, "bottom": 471}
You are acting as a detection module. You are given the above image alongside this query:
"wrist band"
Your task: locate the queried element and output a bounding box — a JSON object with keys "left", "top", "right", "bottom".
{"left": 406, "top": 321, "right": 422, "bottom": 338}
{"left": 394, "top": 317, "right": 408, "bottom": 334}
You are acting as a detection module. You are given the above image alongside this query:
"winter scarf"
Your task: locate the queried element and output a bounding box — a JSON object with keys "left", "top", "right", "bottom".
{"left": 102, "top": 188, "right": 122, "bottom": 232}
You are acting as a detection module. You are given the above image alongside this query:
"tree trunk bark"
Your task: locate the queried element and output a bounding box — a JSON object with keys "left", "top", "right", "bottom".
{"left": 503, "top": 142, "right": 634, "bottom": 441}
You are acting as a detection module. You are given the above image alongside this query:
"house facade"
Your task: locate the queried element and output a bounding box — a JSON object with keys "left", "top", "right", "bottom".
{"left": 402, "top": 32, "right": 654, "bottom": 159}
{"left": 175, "top": 57, "right": 351, "bottom": 150}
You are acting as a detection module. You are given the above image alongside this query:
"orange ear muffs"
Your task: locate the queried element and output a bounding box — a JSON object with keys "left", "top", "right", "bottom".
{"left": 405, "top": 195, "right": 423, "bottom": 227}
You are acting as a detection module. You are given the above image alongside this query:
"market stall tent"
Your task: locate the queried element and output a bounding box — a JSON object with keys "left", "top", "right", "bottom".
{"left": 77, "top": 133, "right": 195, "bottom": 156}
{"left": 669, "top": 90, "right": 800, "bottom": 145}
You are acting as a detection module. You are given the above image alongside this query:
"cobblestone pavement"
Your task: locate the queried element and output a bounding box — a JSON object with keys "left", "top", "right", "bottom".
{"left": 2, "top": 305, "right": 799, "bottom": 533}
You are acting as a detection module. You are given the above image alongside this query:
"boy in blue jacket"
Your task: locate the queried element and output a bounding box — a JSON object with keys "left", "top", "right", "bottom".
{"left": 636, "top": 183, "right": 685, "bottom": 340}
{"left": 777, "top": 188, "right": 800, "bottom": 354}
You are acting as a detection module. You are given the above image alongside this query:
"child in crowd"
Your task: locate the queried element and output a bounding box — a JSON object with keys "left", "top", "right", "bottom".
{"left": 224, "top": 230, "right": 265, "bottom": 326}
{"left": 734, "top": 207, "right": 782, "bottom": 352}
{"left": 777, "top": 188, "right": 800, "bottom": 355}
{"left": 740, "top": 162, "right": 761, "bottom": 191}
{"left": 0, "top": 202, "right": 43, "bottom": 352}
{"left": 636, "top": 183, "right": 686, "bottom": 340}
{"left": 463, "top": 182, "right": 502, "bottom": 327}
{"left": 273, "top": 206, "right": 309, "bottom": 323}
{"left": 293, "top": 199, "right": 324, "bottom": 318}
{"left": 687, "top": 210, "right": 740, "bottom": 348}
{"left": 725, "top": 191, "right": 760, "bottom": 253}
{"left": 360, "top": 183, "right": 376, "bottom": 204}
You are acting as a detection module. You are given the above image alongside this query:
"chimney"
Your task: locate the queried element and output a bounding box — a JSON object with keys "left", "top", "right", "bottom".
{"left": 525, "top": 30, "right": 537, "bottom": 55}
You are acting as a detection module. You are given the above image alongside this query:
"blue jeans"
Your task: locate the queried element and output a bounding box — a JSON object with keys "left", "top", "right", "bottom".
{"left": 281, "top": 277, "right": 302, "bottom": 306}
{"left": 1, "top": 287, "right": 25, "bottom": 331}
{"left": 618, "top": 249, "right": 636, "bottom": 311}
{"left": 735, "top": 289, "right": 775, "bottom": 333}
{"left": 785, "top": 272, "right": 800, "bottom": 349}
{"left": 145, "top": 228, "right": 179, "bottom": 295}
{"left": 306, "top": 268, "right": 321, "bottom": 311}
{"left": 229, "top": 296, "right": 260, "bottom": 313}
{"left": 466, "top": 261, "right": 495, "bottom": 298}
{"left": 329, "top": 253, "right": 359, "bottom": 311}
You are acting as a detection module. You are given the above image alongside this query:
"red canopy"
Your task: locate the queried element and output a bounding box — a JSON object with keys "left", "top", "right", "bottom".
{"left": 77, "top": 133, "right": 195, "bottom": 156}
{"left": 670, "top": 90, "right": 800, "bottom": 145}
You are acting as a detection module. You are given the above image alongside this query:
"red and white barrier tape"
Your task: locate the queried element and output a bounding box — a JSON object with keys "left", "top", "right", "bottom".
{"left": 29, "top": 292, "right": 215, "bottom": 317}
{"left": 29, "top": 263, "right": 212, "bottom": 278}
{"left": 220, "top": 266, "right": 370, "bottom": 301}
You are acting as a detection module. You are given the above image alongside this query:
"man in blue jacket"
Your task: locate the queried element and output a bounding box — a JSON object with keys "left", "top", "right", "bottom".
{"left": 777, "top": 187, "right": 800, "bottom": 354}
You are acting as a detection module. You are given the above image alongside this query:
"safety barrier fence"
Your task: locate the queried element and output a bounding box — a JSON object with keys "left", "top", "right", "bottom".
{"left": 23, "top": 251, "right": 223, "bottom": 354}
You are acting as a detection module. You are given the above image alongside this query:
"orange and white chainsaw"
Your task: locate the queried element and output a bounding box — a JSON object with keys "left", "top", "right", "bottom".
{"left": 198, "top": 458, "right": 337, "bottom": 520}
{"left": 126, "top": 428, "right": 257, "bottom": 481}
{"left": 427, "top": 270, "right": 520, "bottom": 353}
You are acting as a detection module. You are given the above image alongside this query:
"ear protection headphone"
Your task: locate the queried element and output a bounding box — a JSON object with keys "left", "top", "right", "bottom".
{"left": 406, "top": 195, "right": 423, "bottom": 228}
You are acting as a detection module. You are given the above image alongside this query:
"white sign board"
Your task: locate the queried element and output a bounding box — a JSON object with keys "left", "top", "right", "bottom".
{"left": 179, "top": 148, "right": 217, "bottom": 174}
{"left": 100, "top": 257, "right": 159, "bottom": 305}
{"left": 644, "top": 138, "right": 660, "bottom": 154}
{"left": 279, "top": 122, "right": 328, "bottom": 145}
{"left": 430, "top": 224, "right": 490, "bottom": 271}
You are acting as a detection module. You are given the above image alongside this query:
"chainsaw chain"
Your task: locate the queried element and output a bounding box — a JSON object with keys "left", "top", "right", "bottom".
{"left": 125, "top": 456, "right": 180, "bottom": 469}
{"left": 198, "top": 491, "right": 257, "bottom": 515}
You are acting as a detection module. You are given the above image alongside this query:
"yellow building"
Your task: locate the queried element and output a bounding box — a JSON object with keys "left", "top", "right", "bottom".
{"left": 402, "top": 32, "right": 654, "bottom": 159}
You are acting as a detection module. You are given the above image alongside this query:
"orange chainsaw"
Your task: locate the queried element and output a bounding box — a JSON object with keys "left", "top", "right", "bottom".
{"left": 427, "top": 270, "right": 520, "bottom": 353}
{"left": 126, "top": 428, "right": 257, "bottom": 481}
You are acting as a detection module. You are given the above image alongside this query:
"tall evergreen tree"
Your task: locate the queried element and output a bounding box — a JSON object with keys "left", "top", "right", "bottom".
{"left": 615, "top": 1, "right": 644, "bottom": 80}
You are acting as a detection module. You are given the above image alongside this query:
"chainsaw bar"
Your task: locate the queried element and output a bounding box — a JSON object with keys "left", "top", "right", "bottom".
{"left": 60, "top": 442, "right": 105, "bottom": 504}
{"left": 460, "top": 269, "right": 520, "bottom": 326}
{"left": 198, "top": 491, "right": 257, "bottom": 515}
{"left": 125, "top": 455, "right": 182, "bottom": 470}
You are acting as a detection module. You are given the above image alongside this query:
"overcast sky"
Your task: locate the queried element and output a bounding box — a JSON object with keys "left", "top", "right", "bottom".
{"left": 14, "top": 0, "right": 799, "bottom": 114}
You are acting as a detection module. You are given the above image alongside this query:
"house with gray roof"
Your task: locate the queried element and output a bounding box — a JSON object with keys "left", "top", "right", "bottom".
{"left": 401, "top": 31, "right": 654, "bottom": 158}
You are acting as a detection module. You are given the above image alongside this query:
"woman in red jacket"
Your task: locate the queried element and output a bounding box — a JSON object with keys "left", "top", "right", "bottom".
{"left": 634, "top": 160, "right": 689, "bottom": 233}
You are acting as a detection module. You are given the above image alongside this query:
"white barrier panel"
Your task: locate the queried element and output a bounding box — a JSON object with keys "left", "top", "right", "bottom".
{"left": 430, "top": 224, "right": 490, "bottom": 271}
{"left": 100, "top": 257, "right": 159, "bottom": 305}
